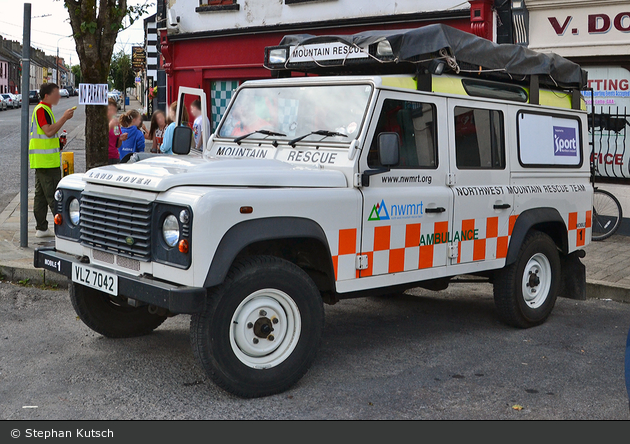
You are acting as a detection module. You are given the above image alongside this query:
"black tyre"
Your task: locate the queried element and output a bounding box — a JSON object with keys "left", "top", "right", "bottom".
{"left": 592, "top": 188, "right": 622, "bottom": 241}
{"left": 493, "top": 231, "right": 561, "bottom": 328}
{"left": 190, "top": 256, "right": 324, "bottom": 398}
{"left": 70, "top": 283, "right": 167, "bottom": 338}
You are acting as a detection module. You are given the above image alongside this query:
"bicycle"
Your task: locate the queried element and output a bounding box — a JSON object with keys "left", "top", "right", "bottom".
{"left": 592, "top": 187, "right": 623, "bottom": 241}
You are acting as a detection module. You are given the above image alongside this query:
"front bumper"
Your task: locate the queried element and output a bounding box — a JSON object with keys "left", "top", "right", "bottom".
{"left": 34, "top": 248, "right": 206, "bottom": 314}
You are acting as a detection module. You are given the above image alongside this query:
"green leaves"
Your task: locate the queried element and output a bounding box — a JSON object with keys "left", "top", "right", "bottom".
{"left": 80, "top": 21, "right": 97, "bottom": 34}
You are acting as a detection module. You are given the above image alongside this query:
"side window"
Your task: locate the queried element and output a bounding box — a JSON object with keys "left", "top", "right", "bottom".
{"left": 454, "top": 107, "right": 505, "bottom": 169}
{"left": 368, "top": 99, "right": 437, "bottom": 169}
{"left": 518, "top": 112, "right": 582, "bottom": 167}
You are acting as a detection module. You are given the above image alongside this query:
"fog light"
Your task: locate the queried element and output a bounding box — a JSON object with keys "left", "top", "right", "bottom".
{"left": 178, "top": 239, "right": 189, "bottom": 254}
{"left": 269, "top": 48, "right": 287, "bottom": 64}
{"left": 54, "top": 214, "right": 63, "bottom": 225}
{"left": 376, "top": 40, "right": 393, "bottom": 56}
{"left": 54, "top": 189, "right": 63, "bottom": 202}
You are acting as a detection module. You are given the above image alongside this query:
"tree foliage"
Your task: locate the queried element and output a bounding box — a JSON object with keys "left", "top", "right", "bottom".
{"left": 71, "top": 65, "right": 82, "bottom": 87}
{"left": 109, "top": 52, "right": 135, "bottom": 93}
{"left": 62, "top": 0, "right": 151, "bottom": 169}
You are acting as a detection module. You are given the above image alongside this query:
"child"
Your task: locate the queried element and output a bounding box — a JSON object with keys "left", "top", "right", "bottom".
{"left": 118, "top": 109, "right": 145, "bottom": 160}
{"left": 107, "top": 98, "right": 127, "bottom": 164}
{"left": 190, "top": 99, "right": 209, "bottom": 153}
{"left": 146, "top": 110, "right": 167, "bottom": 153}
{"left": 160, "top": 102, "right": 189, "bottom": 155}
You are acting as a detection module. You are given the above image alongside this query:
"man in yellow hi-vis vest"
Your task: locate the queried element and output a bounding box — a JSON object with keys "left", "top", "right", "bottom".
{"left": 30, "top": 83, "right": 74, "bottom": 238}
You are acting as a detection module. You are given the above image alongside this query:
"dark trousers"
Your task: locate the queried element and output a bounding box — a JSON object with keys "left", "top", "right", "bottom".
{"left": 34, "top": 167, "right": 61, "bottom": 231}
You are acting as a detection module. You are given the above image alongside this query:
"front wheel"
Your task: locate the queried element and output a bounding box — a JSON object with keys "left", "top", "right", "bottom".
{"left": 70, "top": 283, "right": 167, "bottom": 338}
{"left": 190, "top": 256, "right": 324, "bottom": 398}
{"left": 493, "top": 231, "right": 561, "bottom": 328}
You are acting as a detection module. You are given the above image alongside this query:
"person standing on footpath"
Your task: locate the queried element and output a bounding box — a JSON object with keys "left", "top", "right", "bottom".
{"left": 29, "top": 83, "right": 74, "bottom": 238}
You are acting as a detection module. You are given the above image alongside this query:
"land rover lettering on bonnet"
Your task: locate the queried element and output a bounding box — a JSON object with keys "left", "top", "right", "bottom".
{"left": 35, "top": 25, "right": 592, "bottom": 398}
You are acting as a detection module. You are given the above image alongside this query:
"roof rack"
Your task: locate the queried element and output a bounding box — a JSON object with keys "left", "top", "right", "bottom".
{"left": 264, "top": 24, "right": 587, "bottom": 110}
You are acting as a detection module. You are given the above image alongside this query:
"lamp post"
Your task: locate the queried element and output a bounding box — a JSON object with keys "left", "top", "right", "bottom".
{"left": 56, "top": 35, "right": 72, "bottom": 86}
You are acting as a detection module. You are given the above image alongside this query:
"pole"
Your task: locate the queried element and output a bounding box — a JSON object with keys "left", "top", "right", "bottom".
{"left": 56, "top": 46, "right": 59, "bottom": 86}
{"left": 20, "top": 3, "right": 31, "bottom": 248}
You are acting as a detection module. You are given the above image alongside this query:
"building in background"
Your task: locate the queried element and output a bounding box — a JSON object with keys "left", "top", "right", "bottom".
{"left": 0, "top": 37, "right": 22, "bottom": 94}
{"left": 525, "top": 0, "right": 630, "bottom": 180}
{"left": 0, "top": 56, "right": 8, "bottom": 94}
{"left": 160, "top": 0, "right": 519, "bottom": 130}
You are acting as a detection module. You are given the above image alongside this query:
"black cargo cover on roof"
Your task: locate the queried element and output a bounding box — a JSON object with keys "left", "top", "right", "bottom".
{"left": 276, "top": 24, "right": 587, "bottom": 90}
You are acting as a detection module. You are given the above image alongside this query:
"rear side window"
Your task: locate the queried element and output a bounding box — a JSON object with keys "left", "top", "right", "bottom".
{"left": 518, "top": 111, "right": 582, "bottom": 167}
{"left": 454, "top": 107, "right": 505, "bottom": 169}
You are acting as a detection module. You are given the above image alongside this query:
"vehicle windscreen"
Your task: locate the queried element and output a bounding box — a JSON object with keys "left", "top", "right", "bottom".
{"left": 217, "top": 84, "right": 373, "bottom": 143}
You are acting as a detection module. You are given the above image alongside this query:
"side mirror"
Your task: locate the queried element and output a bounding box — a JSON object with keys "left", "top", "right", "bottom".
{"left": 172, "top": 125, "right": 193, "bottom": 155}
{"left": 378, "top": 132, "right": 400, "bottom": 167}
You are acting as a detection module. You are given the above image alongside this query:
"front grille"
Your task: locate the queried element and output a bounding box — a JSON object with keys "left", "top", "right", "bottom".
{"left": 80, "top": 193, "right": 153, "bottom": 261}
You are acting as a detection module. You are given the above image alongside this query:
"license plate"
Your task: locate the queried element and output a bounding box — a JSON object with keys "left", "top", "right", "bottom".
{"left": 72, "top": 263, "right": 118, "bottom": 296}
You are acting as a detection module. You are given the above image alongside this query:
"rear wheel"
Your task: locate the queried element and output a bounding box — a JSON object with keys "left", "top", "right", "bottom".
{"left": 70, "top": 283, "right": 167, "bottom": 338}
{"left": 493, "top": 231, "right": 561, "bottom": 328}
{"left": 190, "top": 256, "right": 324, "bottom": 398}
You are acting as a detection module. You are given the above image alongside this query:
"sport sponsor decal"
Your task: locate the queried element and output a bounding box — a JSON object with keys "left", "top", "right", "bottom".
{"left": 368, "top": 199, "right": 423, "bottom": 221}
{"left": 553, "top": 126, "right": 578, "bottom": 156}
{"left": 215, "top": 146, "right": 269, "bottom": 158}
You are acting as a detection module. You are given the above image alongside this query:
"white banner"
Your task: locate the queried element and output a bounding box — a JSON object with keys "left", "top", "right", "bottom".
{"left": 289, "top": 43, "right": 369, "bottom": 63}
{"left": 78, "top": 83, "right": 108, "bottom": 105}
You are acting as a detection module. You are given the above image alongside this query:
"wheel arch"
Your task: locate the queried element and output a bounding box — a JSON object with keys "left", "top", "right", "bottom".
{"left": 506, "top": 207, "right": 568, "bottom": 266}
{"left": 204, "top": 217, "right": 336, "bottom": 293}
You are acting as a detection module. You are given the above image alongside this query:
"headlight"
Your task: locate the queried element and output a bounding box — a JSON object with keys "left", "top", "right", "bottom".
{"left": 269, "top": 48, "right": 287, "bottom": 64}
{"left": 68, "top": 198, "right": 80, "bottom": 225}
{"left": 162, "top": 214, "right": 180, "bottom": 247}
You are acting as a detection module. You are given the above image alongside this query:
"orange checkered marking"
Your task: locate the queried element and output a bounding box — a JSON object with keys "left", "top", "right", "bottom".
{"left": 568, "top": 212, "right": 578, "bottom": 231}
{"left": 486, "top": 217, "right": 498, "bottom": 238}
{"left": 586, "top": 210, "right": 592, "bottom": 228}
{"left": 496, "top": 236, "right": 509, "bottom": 259}
{"left": 332, "top": 228, "right": 357, "bottom": 281}
{"left": 374, "top": 226, "right": 391, "bottom": 251}
{"left": 339, "top": 228, "right": 357, "bottom": 255}
{"left": 419, "top": 245, "right": 434, "bottom": 269}
{"left": 405, "top": 224, "right": 421, "bottom": 248}
{"left": 388, "top": 248, "right": 405, "bottom": 273}
{"left": 508, "top": 215, "right": 518, "bottom": 236}
{"left": 473, "top": 239, "right": 486, "bottom": 261}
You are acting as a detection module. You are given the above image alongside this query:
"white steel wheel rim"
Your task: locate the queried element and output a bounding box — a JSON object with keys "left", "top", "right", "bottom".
{"left": 521, "top": 253, "right": 552, "bottom": 309}
{"left": 229, "top": 288, "right": 302, "bottom": 369}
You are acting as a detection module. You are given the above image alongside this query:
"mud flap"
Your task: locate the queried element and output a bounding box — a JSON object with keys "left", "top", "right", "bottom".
{"left": 559, "top": 250, "right": 586, "bottom": 301}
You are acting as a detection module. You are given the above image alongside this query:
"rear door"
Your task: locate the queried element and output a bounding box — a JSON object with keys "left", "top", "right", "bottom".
{"left": 447, "top": 98, "right": 514, "bottom": 267}
{"left": 359, "top": 91, "right": 452, "bottom": 279}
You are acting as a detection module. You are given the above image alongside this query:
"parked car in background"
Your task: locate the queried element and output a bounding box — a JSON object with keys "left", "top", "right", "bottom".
{"left": 1, "top": 93, "right": 18, "bottom": 109}
{"left": 29, "top": 90, "right": 39, "bottom": 104}
{"left": 15, "top": 94, "right": 22, "bottom": 107}
{"left": 0, "top": 97, "right": 7, "bottom": 111}
{"left": 59, "top": 89, "right": 69, "bottom": 98}
{"left": 64, "top": 85, "right": 76, "bottom": 96}
{"left": 107, "top": 92, "right": 121, "bottom": 110}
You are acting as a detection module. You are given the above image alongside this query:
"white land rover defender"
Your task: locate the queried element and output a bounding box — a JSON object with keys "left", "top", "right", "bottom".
{"left": 36, "top": 25, "right": 593, "bottom": 398}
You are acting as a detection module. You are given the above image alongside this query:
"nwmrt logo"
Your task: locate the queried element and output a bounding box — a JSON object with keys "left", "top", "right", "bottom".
{"left": 553, "top": 126, "right": 577, "bottom": 156}
{"left": 368, "top": 199, "right": 390, "bottom": 221}
{"left": 368, "top": 199, "right": 424, "bottom": 221}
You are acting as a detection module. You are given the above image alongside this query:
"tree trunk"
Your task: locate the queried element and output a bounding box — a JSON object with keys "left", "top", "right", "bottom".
{"left": 84, "top": 105, "right": 109, "bottom": 168}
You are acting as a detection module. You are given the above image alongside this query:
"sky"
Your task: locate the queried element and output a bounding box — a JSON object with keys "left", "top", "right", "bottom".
{"left": 0, "top": 0, "right": 154, "bottom": 66}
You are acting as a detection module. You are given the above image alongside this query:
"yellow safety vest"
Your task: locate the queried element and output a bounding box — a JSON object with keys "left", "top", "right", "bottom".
{"left": 29, "top": 103, "right": 60, "bottom": 169}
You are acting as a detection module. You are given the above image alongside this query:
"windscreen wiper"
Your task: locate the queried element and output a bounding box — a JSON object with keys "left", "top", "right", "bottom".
{"left": 234, "top": 129, "right": 286, "bottom": 145}
{"left": 289, "top": 130, "right": 348, "bottom": 148}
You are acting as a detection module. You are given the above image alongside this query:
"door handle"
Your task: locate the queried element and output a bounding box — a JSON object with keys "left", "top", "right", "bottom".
{"left": 493, "top": 203, "right": 511, "bottom": 210}
{"left": 425, "top": 207, "right": 446, "bottom": 214}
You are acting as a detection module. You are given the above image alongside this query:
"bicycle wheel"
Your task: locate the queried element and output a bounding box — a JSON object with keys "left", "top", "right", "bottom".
{"left": 592, "top": 188, "right": 623, "bottom": 241}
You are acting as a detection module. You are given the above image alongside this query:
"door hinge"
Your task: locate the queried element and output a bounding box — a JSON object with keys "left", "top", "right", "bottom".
{"left": 353, "top": 173, "right": 362, "bottom": 188}
{"left": 447, "top": 173, "right": 456, "bottom": 186}
{"left": 448, "top": 244, "right": 458, "bottom": 259}
{"left": 355, "top": 254, "right": 369, "bottom": 270}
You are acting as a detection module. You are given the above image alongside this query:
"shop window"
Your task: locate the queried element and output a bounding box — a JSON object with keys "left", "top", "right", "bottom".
{"left": 454, "top": 107, "right": 505, "bottom": 170}
{"left": 211, "top": 80, "right": 240, "bottom": 130}
{"left": 368, "top": 99, "right": 438, "bottom": 169}
{"left": 196, "top": 0, "right": 240, "bottom": 12}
